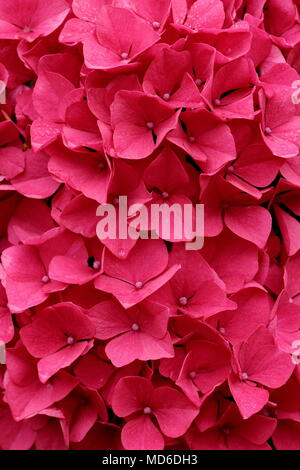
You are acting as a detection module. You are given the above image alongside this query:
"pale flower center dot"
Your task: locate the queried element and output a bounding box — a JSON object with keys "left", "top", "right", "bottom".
{"left": 93, "top": 260, "right": 101, "bottom": 270}
{"left": 42, "top": 275, "right": 49, "bottom": 283}
{"left": 219, "top": 327, "right": 226, "bottom": 335}
{"left": 23, "top": 26, "right": 31, "bottom": 33}
{"left": 214, "top": 98, "right": 221, "bottom": 106}
{"left": 228, "top": 166, "right": 234, "bottom": 172}
{"left": 179, "top": 296, "right": 188, "bottom": 305}
{"left": 289, "top": 297, "right": 294, "bottom": 303}
{"left": 120, "top": 52, "right": 129, "bottom": 59}
{"left": 67, "top": 336, "right": 75, "bottom": 345}
{"left": 265, "top": 127, "right": 272, "bottom": 135}
{"left": 189, "top": 136, "right": 196, "bottom": 143}
{"left": 146, "top": 121, "right": 154, "bottom": 129}
{"left": 189, "top": 371, "right": 197, "bottom": 379}
{"left": 195, "top": 79, "right": 202, "bottom": 86}
{"left": 131, "top": 323, "right": 140, "bottom": 331}
{"left": 143, "top": 406, "right": 152, "bottom": 414}
{"left": 152, "top": 21, "right": 160, "bottom": 29}
{"left": 135, "top": 281, "right": 143, "bottom": 289}
{"left": 241, "top": 372, "right": 248, "bottom": 380}
{"left": 161, "top": 191, "right": 169, "bottom": 199}
{"left": 163, "top": 93, "right": 170, "bottom": 101}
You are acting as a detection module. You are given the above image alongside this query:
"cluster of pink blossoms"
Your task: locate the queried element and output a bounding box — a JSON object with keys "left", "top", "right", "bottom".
{"left": 0, "top": 0, "right": 300, "bottom": 451}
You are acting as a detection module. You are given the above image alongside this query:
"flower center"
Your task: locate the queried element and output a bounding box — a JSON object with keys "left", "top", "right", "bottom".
{"left": 214, "top": 98, "right": 221, "bottom": 106}
{"left": 143, "top": 406, "right": 152, "bottom": 414}
{"left": 93, "top": 260, "right": 101, "bottom": 270}
{"left": 179, "top": 297, "right": 188, "bottom": 306}
{"left": 162, "top": 93, "right": 170, "bottom": 101}
{"left": 131, "top": 323, "right": 140, "bottom": 331}
{"left": 41, "top": 275, "right": 50, "bottom": 283}
{"left": 152, "top": 21, "right": 160, "bottom": 29}
{"left": 240, "top": 372, "right": 248, "bottom": 381}
{"left": 67, "top": 336, "right": 75, "bottom": 345}
{"left": 222, "top": 427, "right": 230, "bottom": 435}
{"left": 219, "top": 327, "right": 226, "bottom": 335}
{"left": 135, "top": 281, "right": 143, "bottom": 289}
{"left": 146, "top": 121, "right": 154, "bottom": 129}
{"left": 195, "top": 78, "right": 202, "bottom": 86}
{"left": 264, "top": 127, "right": 272, "bottom": 135}
{"left": 120, "top": 52, "right": 129, "bottom": 59}
{"left": 188, "top": 136, "right": 196, "bottom": 143}
{"left": 161, "top": 191, "right": 169, "bottom": 199}
{"left": 189, "top": 371, "right": 197, "bottom": 379}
